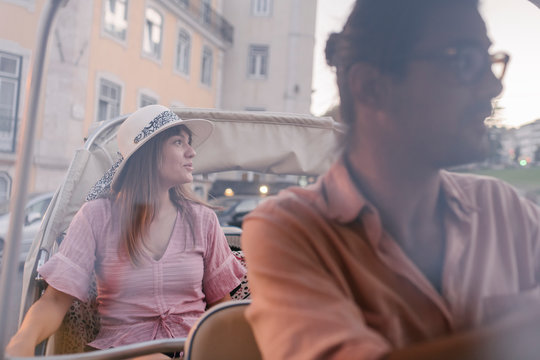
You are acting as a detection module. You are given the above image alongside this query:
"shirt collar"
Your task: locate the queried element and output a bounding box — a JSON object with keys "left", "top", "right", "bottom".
{"left": 439, "top": 170, "right": 481, "bottom": 216}
{"left": 315, "top": 159, "right": 370, "bottom": 223}
{"left": 316, "top": 161, "right": 480, "bottom": 224}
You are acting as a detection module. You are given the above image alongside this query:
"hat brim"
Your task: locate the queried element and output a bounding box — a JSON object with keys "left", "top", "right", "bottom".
{"left": 111, "top": 117, "right": 214, "bottom": 188}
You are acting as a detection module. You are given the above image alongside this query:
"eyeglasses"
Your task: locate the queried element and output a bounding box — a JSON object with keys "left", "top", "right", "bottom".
{"left": 411, "top": 45, "right": 510, "bottom": 84}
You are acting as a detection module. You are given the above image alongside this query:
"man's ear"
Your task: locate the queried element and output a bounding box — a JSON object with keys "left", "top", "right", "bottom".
{"left": 348, "top": 63, "right": 387, "bottom": 108}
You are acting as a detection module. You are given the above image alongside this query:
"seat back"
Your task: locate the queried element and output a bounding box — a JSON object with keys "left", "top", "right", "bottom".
{"left": 229, "top": 250, "right": 250, "bottom": 300}
{"left": 184, "top": 300, "right": 261, "bottom": 360}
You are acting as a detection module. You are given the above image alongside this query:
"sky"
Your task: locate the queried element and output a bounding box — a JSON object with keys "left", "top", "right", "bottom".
{"left": 311, "top": 0, "right": 540, "bottom": 129}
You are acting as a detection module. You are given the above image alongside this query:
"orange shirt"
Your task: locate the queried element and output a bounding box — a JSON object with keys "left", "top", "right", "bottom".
{"left": 243, "top": 161, "right": 540, "bottom": 360}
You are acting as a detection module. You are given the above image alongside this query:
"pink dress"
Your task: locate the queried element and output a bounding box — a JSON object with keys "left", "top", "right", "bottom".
{"left": 39, "top": 198, "right": 245, "bottom": 349}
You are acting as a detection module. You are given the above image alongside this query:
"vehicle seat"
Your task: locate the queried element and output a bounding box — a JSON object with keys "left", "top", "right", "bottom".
{"left": 184, "top": 300, "right": 261, "bottom": 360}
{"left": 230, "top": 250, "right": 250, "bottom": 300}
{"left": 225, "top": 228, "right": 251, "bottom": 301}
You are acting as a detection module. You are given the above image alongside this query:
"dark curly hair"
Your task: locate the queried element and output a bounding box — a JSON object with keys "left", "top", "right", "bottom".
{"left": 325, "top": 0, "right": 479, "bottom": 144}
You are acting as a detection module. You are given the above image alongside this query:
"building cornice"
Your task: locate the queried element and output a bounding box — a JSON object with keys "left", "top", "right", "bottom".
{"left": 158, "top": 0, "right": 233, "bottom": 50}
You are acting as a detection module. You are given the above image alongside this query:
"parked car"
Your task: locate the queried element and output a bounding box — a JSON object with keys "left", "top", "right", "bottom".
{"left": 211, "top": 195, "right": 269, "bottom": 227}
{"left": 0, "top": 192, "right": 54, "bottom": 264}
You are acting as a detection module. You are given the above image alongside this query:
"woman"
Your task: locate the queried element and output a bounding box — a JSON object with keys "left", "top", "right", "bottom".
{"left": 7, "top": 105, "right": 245, "bottom": 358}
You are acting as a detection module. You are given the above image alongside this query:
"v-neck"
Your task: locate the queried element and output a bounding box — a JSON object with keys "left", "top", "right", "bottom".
{"left": 146, "top": 210, "right": 179, "bottom": 263}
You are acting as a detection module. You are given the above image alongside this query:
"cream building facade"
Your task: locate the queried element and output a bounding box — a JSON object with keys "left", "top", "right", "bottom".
{"left": 0, "top": 0, "right": 230, "bottom": 199}
{"left": 221, "top": 0, "right": 315, "bottom": 114}
{"left": 0, "top": 0, "right": 317, "bottom": 201}
{"left": 210, "top": 0, "right": 317, "bottom": 197}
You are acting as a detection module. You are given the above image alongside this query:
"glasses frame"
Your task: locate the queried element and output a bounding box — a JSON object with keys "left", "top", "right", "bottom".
{"left": 410, "top": 45, "right": 510, "bottom": 85}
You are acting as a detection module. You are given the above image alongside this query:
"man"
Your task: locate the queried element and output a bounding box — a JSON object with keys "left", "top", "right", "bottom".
{"left": 242, "top": 0, "right": 540, "bottom": 359}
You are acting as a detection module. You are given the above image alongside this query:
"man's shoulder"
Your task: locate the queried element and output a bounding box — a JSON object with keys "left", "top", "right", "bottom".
{"left": 250, "top": 185, "right": 321, "bottom": 220}
{"left": 441, "top": 170, "right": 532, "bottom": 210}
{"left": 442, "top": 170, "right": 517, "bottom": 194}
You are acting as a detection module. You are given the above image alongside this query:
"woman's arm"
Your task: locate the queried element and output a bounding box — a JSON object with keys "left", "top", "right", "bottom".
{"left": 201, "top": 209, "right": 246, "bottom": 306}
{"left": 6, "top": 286, "right": 74, "bottom": 356}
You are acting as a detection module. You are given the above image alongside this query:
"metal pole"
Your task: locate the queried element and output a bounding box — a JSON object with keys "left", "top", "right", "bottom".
{"left": 0, "top": 0, "right": 68, "bottom": 358}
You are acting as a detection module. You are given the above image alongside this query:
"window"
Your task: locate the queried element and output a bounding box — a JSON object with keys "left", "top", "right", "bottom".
{"left": 251, "top": 0, "right": 272, "bottom": 16}
{"left": 139, "top": 94, "right": 157, "bottom": 108}
{"left": 248, "top": 45, "right": 269, "bottom": 78}
{"left": 103, "top": 0, "right": 128, "bottom": 40}
{"left": 97, "top": 78, "right": 121, "bottom": 121}
{"left": 202, "top": 0, "right": 211, "bottom": 24}
{"left": 0, "top": 51, "right": 22, "bottom": 152}
{"left": 201, "top": 46, "right": 213, "bottom": 86}
{"left": 143, "top": 7, "right": 163, "bottom": 59}
{"left": 175, "top": 29, "right": 191, "bottom": 75}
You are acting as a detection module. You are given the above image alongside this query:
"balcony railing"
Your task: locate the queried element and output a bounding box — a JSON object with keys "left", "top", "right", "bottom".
{"left": 172, "top": 0, "right": 234, "bottom": 44}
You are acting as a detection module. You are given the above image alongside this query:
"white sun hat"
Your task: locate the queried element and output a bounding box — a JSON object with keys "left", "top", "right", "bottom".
{"left": 86, "top": 105, "right": 213, "bottom": 200}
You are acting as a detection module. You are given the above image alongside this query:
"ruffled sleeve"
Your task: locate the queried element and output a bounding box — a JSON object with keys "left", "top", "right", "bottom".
{"left": 38, "top": 200, "right": 106, "bottom": 302}
{"left": 202, "top": 211, "right": 246, "bottom": 304}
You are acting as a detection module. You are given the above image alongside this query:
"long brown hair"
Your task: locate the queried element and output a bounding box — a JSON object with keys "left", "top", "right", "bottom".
{"left": 111, "top": 125, "right": 210, "bottom": 265}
